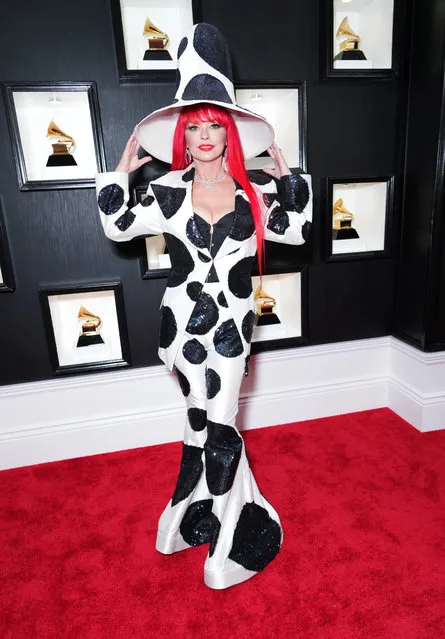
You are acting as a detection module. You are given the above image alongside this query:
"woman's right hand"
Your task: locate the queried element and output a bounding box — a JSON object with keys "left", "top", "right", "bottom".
{"left": 115, "top": 134, "right": 152, "bottom": 173}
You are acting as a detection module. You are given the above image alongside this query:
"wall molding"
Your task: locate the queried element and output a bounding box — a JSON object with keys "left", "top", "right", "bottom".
{"left": 1, "top": 336, "right": 444, "bottom": 470}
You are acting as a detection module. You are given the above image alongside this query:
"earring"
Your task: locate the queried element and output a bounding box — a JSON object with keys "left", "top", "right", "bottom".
{"left": 222, "top": 148, "right": 228, "bottom": 171}
{"left": 185, "top": 148, "right": 192, "bottom": 164}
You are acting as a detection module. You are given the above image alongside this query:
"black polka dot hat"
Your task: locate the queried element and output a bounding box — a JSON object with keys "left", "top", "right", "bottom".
{"left": 133, "top": 22, "right": 275, "bottom": 164}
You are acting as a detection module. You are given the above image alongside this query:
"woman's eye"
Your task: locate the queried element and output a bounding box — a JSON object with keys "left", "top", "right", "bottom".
{"left": 187, "top": 125, "right": 198, "bottom": 131}
{"left": 210, "top": 123, "right": 221, "bottom": 129}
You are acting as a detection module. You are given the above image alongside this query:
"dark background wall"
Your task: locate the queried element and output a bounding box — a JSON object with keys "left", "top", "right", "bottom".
{"left": 0, "top": 0, "right": 415, "bottom": 385}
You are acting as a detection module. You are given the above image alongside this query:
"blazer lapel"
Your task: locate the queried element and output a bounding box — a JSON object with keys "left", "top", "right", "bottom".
{"left": 215, "top": 187, "right": 255, "bottom": 260}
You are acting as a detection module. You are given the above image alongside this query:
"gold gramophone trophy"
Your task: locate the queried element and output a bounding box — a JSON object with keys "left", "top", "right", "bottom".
{"left": 332, "top": 198, "right": 360, "bottom": 240}
{"left": 334, "top": 17, "right": 367, "bottom": 61}
{"left": 254, "top": 284, "right": 281, "bottom": 326}
{"left": 46, "top": 120, "right": 77, "bottom": 167}
{"left": 76, "top": 306, "right": 105, "bottom": 347}
{"left": 142, "top": 17, "right": 172, "bottom": 60}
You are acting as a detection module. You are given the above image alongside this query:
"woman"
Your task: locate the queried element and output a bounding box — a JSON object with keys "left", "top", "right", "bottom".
{"left": 96, "top": 23, "right": 312, "bottom": 590}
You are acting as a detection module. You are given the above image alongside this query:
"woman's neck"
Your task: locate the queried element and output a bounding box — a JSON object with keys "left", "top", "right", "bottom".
{"left": 193, "top": 158, "right": 226, "bottom": 181}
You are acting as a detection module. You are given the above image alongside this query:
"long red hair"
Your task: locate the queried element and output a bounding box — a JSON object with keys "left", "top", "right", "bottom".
{"left": 171, "top": 103, "right": 264, "bottom": 273}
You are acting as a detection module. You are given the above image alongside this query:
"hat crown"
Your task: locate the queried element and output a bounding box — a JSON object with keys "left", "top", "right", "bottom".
{"left": 173, "top": 23, "right": 236, "bottom": 106}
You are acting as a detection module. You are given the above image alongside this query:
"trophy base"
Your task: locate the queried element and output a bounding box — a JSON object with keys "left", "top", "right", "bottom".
{"left": 143, "top": 50, "right": 172, "bottom": 61}
{"left": 46, "top": 155, "right": 77, "bottom": 167}
{"left": 333, "top": 228, "right": 360, "bottom": 240}
{"left": 257, "top": 313, "right": 281, "bottom": 326}
{"left": 77, "top": 334, "right": 105, "bottom": 347}
{"left": 334, "top": 50, "right": 367, "bottom": 61}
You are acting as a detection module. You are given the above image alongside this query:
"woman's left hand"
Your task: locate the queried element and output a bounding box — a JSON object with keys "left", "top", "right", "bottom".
{"left": 262, "top": 142, "right": 292, "bottom": 179}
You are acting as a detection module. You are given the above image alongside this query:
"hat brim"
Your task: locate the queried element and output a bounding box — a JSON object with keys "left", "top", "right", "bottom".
{"left": 133, "top": 100, "right": 275, "bottom": 164}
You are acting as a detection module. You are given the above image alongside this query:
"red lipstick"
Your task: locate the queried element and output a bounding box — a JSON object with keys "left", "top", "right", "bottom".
{"left": 198, "top": 144, "right": 214, "bottom": 151}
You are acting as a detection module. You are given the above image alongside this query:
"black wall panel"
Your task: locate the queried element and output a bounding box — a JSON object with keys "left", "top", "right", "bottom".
{"left": 0, "top": 0, "right": 411, "bottom": 385}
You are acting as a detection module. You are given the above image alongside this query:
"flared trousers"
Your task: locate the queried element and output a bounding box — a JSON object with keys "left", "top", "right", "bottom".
{"left": 156, "top": 282, "right": 283, "bottom": 589}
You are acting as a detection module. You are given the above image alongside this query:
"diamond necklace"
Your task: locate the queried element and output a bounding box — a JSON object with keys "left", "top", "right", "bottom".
{"left": 194, "top": 172, "right": 227, "bottom": 192}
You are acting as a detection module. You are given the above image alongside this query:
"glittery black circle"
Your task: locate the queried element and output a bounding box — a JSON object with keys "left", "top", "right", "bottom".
{"left": 228, "top": 256, "right": 255, "bottom": 298}
{"left": 206, "top": 368, "right": 221, "bottom": 399}
{"left": 182, "top": 167, "right": 195, "bottom": 182}
{"left": 302, "top": 220, "right": 312, "bottom": 241}
{"left": 174, "top": 365, "right": 191, "bottom": 397}
{"left": 98, "top": 184, "right": 124, "bottom": 215}
{"left": 182, "top": 74, "right": 232, "bottom": 104}
{"left": 198, "top": 252, "right": 212, "bottom": 263}
{"left": 186, "top": 281, "right": 203, "bottom": 302}
{"left": 263, "top": 192, "right": 278, "bottom": 208}
{"left": 114, "top": 209, "right": 136, "bottom": 232}
{"left": 242, "top": 310, "right": 256, "bottom": 343}
{"left": 179, "top": 499, "right": 221, "bottom": 556}
{"left": 183, "top": 339, "right": 207, "bottom": 365}
{"left": 228, "top": 502, "right": 282, "bottom": 572}
{"left": 185, "top": 292, "right": 219, "bottom": 335}
{"left": 213, "top": 319, "right": 244, "bottom": 358}
{"left": 204, "top": 421, "right": 243, "bottom": 496}
{"left": 164, "top": 233, "right": 195, "bottom": 287}
{"left": 292, "top": 175, "right": 310, "bottom": 212}
{"left": 247, "top": 170, "right": 273, "bottom": 186}
{"left": 159, "top": 306, "right": 177, "bottom": 348}
{"left": 188, "top": 407, "right": 207, "bottom": 432}
{"left": 217, "top": 291, "right": 228, "bottom": 307}
{"left": 229, "top": 196, "right": 255, "bottom": 241}
{"left": 140, "top": 194, "right": 155, "bottom": 207}
{"left": 267, "top": 206, "right": 290, "bottom": 235}
{"left": 186, "top": 216, "right": 207, "bottom": 249}
{"left": 177, "top": 36, "right": 187, "bottom": 59}
{"left": 152, "top": 184, "right": 186, "bottom": 219}
{"left": 193, "top": 23, "right": 233, "bottom": 80}
{"left": 171, "top": 444, "right": 204, "bottom": 506}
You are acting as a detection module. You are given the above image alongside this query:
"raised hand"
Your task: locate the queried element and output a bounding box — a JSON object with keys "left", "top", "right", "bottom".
{"left": 115, "top": 134, "right": 152, "bottom": 173}
{"left": 262, "top": 142, "right": 292, "bottom": 179}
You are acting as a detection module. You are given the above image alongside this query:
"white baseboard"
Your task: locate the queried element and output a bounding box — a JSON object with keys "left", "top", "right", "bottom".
{"left": 0, "top": 336, "right": 443, "bottom": 470}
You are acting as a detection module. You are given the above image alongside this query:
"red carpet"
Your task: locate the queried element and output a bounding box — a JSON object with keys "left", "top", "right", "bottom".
{"left": 1, "top": 408, "right": 445, "bottom": 638}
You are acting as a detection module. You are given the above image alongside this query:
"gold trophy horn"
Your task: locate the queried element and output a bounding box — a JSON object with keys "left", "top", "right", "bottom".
{"left": 46, "top": 120, "right": 76, "bottom": 154}
{"left": 332, "top": 198, "right": 354, "bottom": 230}
{"left": 336, "top": 17, "right": 361, "bottom": 52}
{"left": 142, "top": 17, "right": 172, "bottom": 60}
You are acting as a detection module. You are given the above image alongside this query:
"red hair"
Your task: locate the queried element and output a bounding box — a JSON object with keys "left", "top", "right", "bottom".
{"left": 171, "top": 103, "right": 264, "bottom": 273}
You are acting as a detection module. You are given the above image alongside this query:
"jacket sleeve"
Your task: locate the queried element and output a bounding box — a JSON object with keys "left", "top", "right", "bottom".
{"left": 95, "top": 171, "right": 165, "bottom": 242}
{"left": 263, "top": 173, "right": 313, "bottom": 245}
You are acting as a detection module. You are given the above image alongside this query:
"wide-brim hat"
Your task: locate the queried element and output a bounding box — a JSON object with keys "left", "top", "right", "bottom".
{"left": 134, "top": 23, "right": 275, "bottom": 164}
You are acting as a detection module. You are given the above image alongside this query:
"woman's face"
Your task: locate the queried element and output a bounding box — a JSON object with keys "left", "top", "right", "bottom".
{"left": 184, "top": 120, "right": 227, "bottom": 163}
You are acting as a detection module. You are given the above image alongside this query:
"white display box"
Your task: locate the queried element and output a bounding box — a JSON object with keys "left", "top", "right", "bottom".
{"left": 331, "top": 181, "right": 389, "bottom": 255}
{"left": 119, "top": 0, "right": 195, "bottom": 71}
{"left": 251, "top": 272, "right": 302, "bottom": 343}
{"left": 333, "top": 0, "right": 394, "bottom": 70}
{"left": 235, "top": 88, "right": 303, "bottom": 170}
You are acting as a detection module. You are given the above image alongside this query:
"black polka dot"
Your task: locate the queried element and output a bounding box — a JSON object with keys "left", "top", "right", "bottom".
{"left": 159, "top": 306, "right": 177, "bottom": 348}
{"left": 187, "top": 281, "right": 203, "bottom": 302}
{"left": 186, "top": 216, "right": 207, "bottom": 249}
{"left": 204, "top": 421, "right": 243, "bottom": 495}
{"left": 188, "top": 407, "right": 207, "bottom": 432}
{"left": 302, "top": 220, "right": 312, "bottom": 241}
{"left": 213, "top": 319, "right": 244, "bottom": 357}
{"left": 185, "top": 292, "right": 219, "bottom": 335}
{"left": 229, "top": 196, "right": 255, "bottom": 241}
{"left": 292, "top": 175, "right": 310, "bottom": 212}
{"left": 242, "top": 310, "right": 256, "bottom": 343}
{"left": 140, "top": 194, "right": 155, "bottom": 207}
{"left": 164, "top": 233, "right": 194, "bottom": 287}
{"left": 193, "top": 23, "right": 233, "bottom": 80}
{"left": 206, "top": 368, "right": 221, "bottom": 399}
{"left": 279, "top": 174, "right": 310, "bottom": 213}
{"left": 182, "top": 74, "right": 232, "bottom": 104}
{"left": 98, "top": 184, "right": 124, "bottom": 215}
{"left": 174, "top": 366, "right": 190, "bottom": 397}
{"left": 182, "top": 167, "right": 195, "bottom": 182}
{"left": 263, "top": 192, "right": 278, "bottom": 208}
{"left": 183, "top": 339, "right": 207, "bottom": 365}
{"left": 228, "top": 257, "right": 255, "bottom": 298}
{"left": 198, "top": 252, "right": 212, "bottom": 263}
{"left": 177, "top": 36, "right": 187, "bottom": 58}
{"left": 247, "top": 170, "right": 273, "bottom": 186}
{"left": 179, "top": 499, "right": 221, "bottom": 556}
{"left": 217, "top": 291, "right": 228, "bottom": 307}
{"left": 171, "top": 444, "right": 204, "bottom": 506}
{"left": 229, "top": 502, "right": 282, "bottom": 572}
{"left": 114, "top": 209, "right": 136, "bottom": 232}
{"left": 267, "top": 206, "right": 290, "bottom": 235}
{"left": 152, "top": 184, "right": 186, "bottom": 219}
